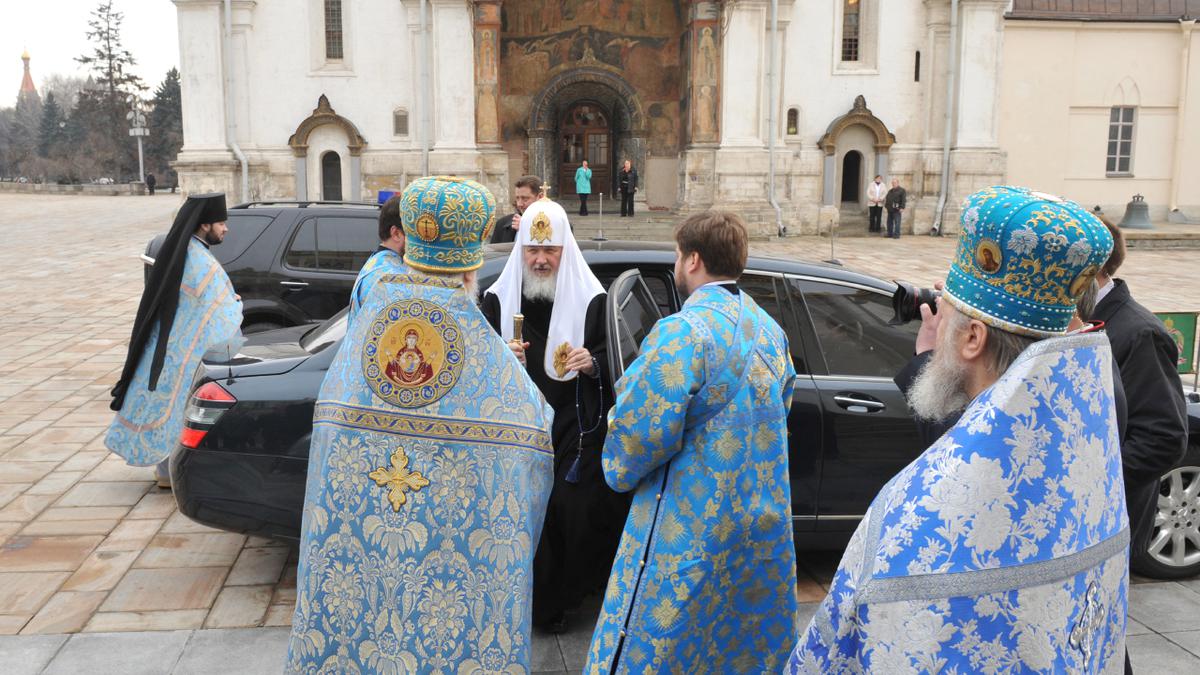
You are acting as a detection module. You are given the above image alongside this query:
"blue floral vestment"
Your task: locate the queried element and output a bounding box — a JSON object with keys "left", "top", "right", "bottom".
{"left": 349, "top": 248, "right": 409, "bottom": 318}
{"left": 586, "top": 285, "right": 800, "bottom": 673}
{"left": 105, "top": 238, "right": 242, "bottom": 466}
{"left": 787, "top": 333, "right": 1129, "bottom": 674}
{"left": 286, "top": 271, "right": 554, "bottom": 674}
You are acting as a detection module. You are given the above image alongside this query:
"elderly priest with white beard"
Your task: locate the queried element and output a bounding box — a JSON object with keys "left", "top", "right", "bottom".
{"left": 481, "top": 198, "right": 628, "bottom": 633}
{"left": 787, "top": 186, "right": 1129, "bottom": 673}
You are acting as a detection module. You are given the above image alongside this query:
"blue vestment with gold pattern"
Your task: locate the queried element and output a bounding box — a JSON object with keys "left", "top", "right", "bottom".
{"left": 105, "top": 238, "right": 242, "bottom": 466}
{"left": 787, "top": 332, "right": 1129, "bottom": 674}
{"left": 585, "top": 285, "right": 799, "bottom": 674}
{"left": 286, "top": 270, "right": 554, "bottom": 674}
{"left": 349, "top": 248, "right": 408, "bottom": 318}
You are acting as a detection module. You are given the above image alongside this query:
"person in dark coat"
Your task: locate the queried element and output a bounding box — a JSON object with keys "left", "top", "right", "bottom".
{"left": 490, "top": 175, "right": 543, "bottom": 244}
{"left": 1092, "top": 219, "right": 1188, "bottom": 582}
{"left": 145, "top": 173, "right": 156, "bottom": 196}
{"left": 618, "top": 159, "right": 638, "bottom": 216}
{"left": 884, "top": 179, "right": 906, "bottom": 239}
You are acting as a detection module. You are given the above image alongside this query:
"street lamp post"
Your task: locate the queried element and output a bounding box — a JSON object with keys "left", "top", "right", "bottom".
{"left": 127, "top": 98, "right": 148, "bottom": 184}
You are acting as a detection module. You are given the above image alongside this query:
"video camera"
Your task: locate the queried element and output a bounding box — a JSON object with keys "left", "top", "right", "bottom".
{"left": 890, "top": 281, "right": 940, "bottom": 325}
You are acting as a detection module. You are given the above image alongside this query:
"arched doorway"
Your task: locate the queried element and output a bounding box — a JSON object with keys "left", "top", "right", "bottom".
{"left": 321, "top": 151, "right": 343, "bottom": 201}
{"left": 841, "top": 151, "right": 862, "bottom": 205}
{"left": 559, "top": 102, "right": 611, "bottom": 199}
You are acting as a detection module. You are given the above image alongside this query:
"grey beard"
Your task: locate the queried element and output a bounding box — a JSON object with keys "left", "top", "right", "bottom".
{"left": 907, "top": 348, "right": 972, "bottom": 423}
{"left": 460, "top": 276, "right": 479, "bottom": 305}
{"left": 522, "top": 273, "right": 556, "bottom": 302}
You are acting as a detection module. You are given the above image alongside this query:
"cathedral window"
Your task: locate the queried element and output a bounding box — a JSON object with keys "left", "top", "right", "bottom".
{"left": 786, "top": 108, "right": 799, "bottom": 136}
{"left": 841, "top": 0, "right": 861, "bottom": 62}
{"left": 393, "top": 108, "right": 409, "bottom": 137}
{"left": 324, "top": 0, "right": 344, "bottom": 60}
{"left": 1107, "top": 107, "right": 1136, "bottom": 175}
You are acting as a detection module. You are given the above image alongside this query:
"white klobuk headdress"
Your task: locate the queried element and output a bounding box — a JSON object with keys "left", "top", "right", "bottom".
{"left": 484, "top": 198, "right": 604, "bottom": 381}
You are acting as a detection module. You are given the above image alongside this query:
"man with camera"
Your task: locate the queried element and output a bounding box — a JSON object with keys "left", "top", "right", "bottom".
{"left": 789, "top": 187, "right": 1128, "bottom": 673}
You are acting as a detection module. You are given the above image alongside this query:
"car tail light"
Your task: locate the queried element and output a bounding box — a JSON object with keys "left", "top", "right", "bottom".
{"left": 181, "top": 382, "right": 237, "bottom": 449}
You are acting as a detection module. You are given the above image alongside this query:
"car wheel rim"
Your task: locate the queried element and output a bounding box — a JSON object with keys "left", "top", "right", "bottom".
{"left": 1147, "top": 465, "right": 1200, "bottom": 569}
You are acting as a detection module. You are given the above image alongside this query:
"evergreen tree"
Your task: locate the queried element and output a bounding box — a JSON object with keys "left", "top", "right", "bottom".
{"left": 146, "top": 68, "right": 183, "bottom": 179}
{"left": 37, "top": 92, "right": 65, "bottom": 158}
{"left": 75, "top": 0, "right": 147, "bottom": 178}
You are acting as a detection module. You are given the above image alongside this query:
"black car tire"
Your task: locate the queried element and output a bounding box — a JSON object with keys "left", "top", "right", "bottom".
{"left": 1130, "top": 444, "right": 1200, "bottom": 579}
{"left": 244, "top": 321, "right": 286, "bottom": 335}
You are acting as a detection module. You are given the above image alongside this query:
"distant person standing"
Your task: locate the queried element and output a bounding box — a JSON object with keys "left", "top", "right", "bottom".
{"left": 575, "top": 160, "right": 592, "bottom": 216}
{"left": 866, "top": 174, "right": 885, "bottom": 233}
{"left": 618, "top": 159, "right": 638, "bottom": 217}
{"left": 885, "top": 178, "right": 906, "bottom": 239}
{"left": 145, "top": 173, "right": 156, "bottom": 196}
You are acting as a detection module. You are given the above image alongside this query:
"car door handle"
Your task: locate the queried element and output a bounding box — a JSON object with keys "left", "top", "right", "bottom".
{"left": 833, "top": 394, "right": 886, "bottom": 413}
{"left": 280, "top": 280, "right": 309, "bottom": 289}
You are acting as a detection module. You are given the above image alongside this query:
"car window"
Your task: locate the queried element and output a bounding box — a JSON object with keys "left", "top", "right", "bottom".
{"left": 316, "top": 217, "right": 378, "bottom": 272}
{"left": 211, "top": 214, "right": 272, "bottom": 265}
{"left": 740, "top": 274, "right": 810, "bottom": 374}
{"left": 794, "top": 279, "right": 918, "bottom": 378}
{"left": 285, "top": 219, "right": 318, "bottom": 269}
{"left": 592, "top": 265, "right": 676, "bottom": 315}
{"left": 300, "top": 309, "right": 348, "bottom": 353}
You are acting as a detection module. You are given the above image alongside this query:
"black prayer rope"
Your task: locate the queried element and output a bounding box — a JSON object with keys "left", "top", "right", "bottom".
{"left": 566, "top": 355, "right": 604, "bottom": 484}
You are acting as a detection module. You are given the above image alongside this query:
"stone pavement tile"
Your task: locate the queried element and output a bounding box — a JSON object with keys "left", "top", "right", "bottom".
{"left": 1127, "top": 617, "right": 1152, "bottom": 636}
{"left": 532, "top": 629, "right": 567, "bottom": 672}
{"left": 4, "top": 443, "right": 84, "bottom": 462}
{"left": 1127, "top": 633, "right": 1200, "bottom": 672}
{"left": 0, "top": 494, "right": 55, "bottom": 523}
{"left": 42, "top": 630, "right": 193, "bottom": 675}
{"left": 1128, "top": 582, "right": 1200, "bottom": 633}
{"left": 555, "top": 618, "right": 596, "bottom": 671}
{"left": 20, "top": 591, "right": 108, "bottom": 635}
{"left": 56, "top": 480, "right": 150, "bottom": 508}
{"left": 161, "top": 510, "right": 223, "bottom": 534}
{"left": 37, "top": 505, "right": 131, "bottom": 521}
{"left": 0, "top": 521, "right": 21, "bottom": 546}
{"left": 26, "top": 471, "right": 86, "bottom": 496}
{"left": 62, "top": 549, "right": 140, "bottom": 592}
{"left": 57, "top": 452, "right": 106, "bottom": 473}
{"left": 84, "top": 610, "right": 208, "bottom": 633}
{"left": 246, "top": 535, "right": 289, "bottom": 548}
{"left": 0, "top": 483, "right": 30, "bottom": 508}
{"left": 21, "top": 518, "right": 119, "bottom": 536}
{"left": 1165, "top": 630, "right": 1200, "bottom": 658}
{"left": 134, "top": 532, "right": 246, "bottom": 569}
{"left": 796, "top": 576, "right": 827, "bottom": 603}
{"left": 102, "top": 567, "right": 227, "bottom": 612}
{"left": 271, "top": 585, "right": 296, "bottom": 608}
{"left": 204, "top": 585, "right": 273, "bottom": 628}
{"left": 127, "top": 491, "right": 177, "bottom": 519}
{"left": 82, "top": 460, "right": 155, "bottom": 483}
{"left": 3, "top": 420, "right": 51, "bottom": 436}
{"left": 55, "top": 414, "right": 114, "bottom": 429}
{"left": 96, "top": 518, "right": 164, "bottom": 553}
{"left": 171, "top": 627, "right": 291, "bottom": 675}
{"left": 225, "top": 546, "right": 290, "bottom": 586}
{"left": 261, "top": 604, "right": 294, "bottom": 627}
{"left": 0, "top": 571, "right": 70, "bottom": 613}
{"left": 0, "top": 615, "right": 32, "bottom": 635}
{"left": 0, "top": 461, "right": 57, "bottom": 484}
{"left": 797, "top": 601, "right": 820, "bottom": 629}
{"left": 0, "top": 634, "right": 69, "bottom": 675}
{"left": 0, "top": 535, "right": 102, "bottom": 572}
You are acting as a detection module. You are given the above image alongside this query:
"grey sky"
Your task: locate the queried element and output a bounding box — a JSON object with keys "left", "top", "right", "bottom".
{"left": 5, "top": 0, "right": 179, "bottom": 106}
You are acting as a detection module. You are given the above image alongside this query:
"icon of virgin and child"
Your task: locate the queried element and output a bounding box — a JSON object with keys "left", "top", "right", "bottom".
{"left": 384, "top": 328, "right": 435, "bottom": 385}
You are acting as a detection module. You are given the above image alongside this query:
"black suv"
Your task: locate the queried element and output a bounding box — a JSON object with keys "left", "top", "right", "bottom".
{"left": 144, "top": 200, "right": 381, "bottom": 333}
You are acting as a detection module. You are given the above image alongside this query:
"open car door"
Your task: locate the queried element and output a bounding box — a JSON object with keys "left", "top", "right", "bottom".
{"left": 605, "top": 269, "right": 664, "bottom": 380}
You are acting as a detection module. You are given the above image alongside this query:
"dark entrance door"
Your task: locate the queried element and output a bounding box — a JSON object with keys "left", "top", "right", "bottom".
{"left": 841, "top": 151, "right": 862, "bottom": 204}
{"left": 321, "top": 151, "right": 343, "bottom": 201}
{"left": 559, "top": 102, "right": 611, "bottom": 200}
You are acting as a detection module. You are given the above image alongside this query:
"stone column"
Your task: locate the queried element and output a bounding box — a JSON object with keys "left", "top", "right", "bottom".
{"left": 686, "top": 1, "right": 722, "bottom": 146}
{"left": 719, "top": 0, "right": 766, "bottom": 147}
{"left": 431, "top": 0, "right": 476, "bottom": 150}
{"left": 955, "top": 0, "right": 1007, "bottom": 148}
{"left": 473, "top": 0, "right": 501, "bottom": 148}
{"left": 294, "top": 157, "right": 307, "bottom": 200}
{"left": 173, "top": 0, "right": 228, "bottom": 155}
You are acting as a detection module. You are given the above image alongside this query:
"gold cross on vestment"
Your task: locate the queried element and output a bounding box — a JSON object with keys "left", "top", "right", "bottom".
{"left": 368, "top": 447, "right": 430, "bottom": 512}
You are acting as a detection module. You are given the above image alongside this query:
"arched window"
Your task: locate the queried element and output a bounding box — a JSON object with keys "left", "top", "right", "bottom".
{"left": 786, "top": 108, "right": 799, "bottom": 136}
{"left": 393, "top": 108, "right": 409, "bottom": 137}
{"left": 321, "top": 151, "right": 343, "bottom": 200}
{"left": 842, "top": 0, "right": 861, "bottom": 62}
{"left": 324, "top": 0, "right": 344, "bottom": 60}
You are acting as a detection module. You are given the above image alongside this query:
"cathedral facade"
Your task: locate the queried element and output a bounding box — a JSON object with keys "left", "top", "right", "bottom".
{"left": 172, "top": 0, "right": 1011, "bottom": 235}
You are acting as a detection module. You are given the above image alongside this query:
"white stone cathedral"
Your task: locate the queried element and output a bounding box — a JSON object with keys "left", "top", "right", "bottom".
{"left": 173, "top": 0, "right": 1200, "bottom": 235}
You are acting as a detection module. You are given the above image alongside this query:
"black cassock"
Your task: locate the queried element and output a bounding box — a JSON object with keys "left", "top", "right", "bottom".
{"left": 481, "top": 291, "right": 631, "bottom": 626}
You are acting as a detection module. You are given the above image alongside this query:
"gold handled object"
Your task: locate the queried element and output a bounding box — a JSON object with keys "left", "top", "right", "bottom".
{"left": 512, "top": 313, "right": 524, "bottom": 344}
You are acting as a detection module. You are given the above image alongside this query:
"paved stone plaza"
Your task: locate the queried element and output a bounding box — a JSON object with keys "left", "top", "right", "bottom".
{"left": 0, "top": 194, "right": 1198, "bottom": 672}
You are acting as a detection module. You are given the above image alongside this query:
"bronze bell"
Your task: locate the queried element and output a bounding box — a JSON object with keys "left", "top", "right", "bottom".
{"left": 1118, "top": 194, "right": 1153, "bottom": 230}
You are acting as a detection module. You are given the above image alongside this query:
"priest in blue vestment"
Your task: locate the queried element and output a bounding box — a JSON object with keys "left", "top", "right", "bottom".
{"left": 585, "top": 211, "right": 799, "bottom": 674}
{"left": 787, "top": 186, "right": 1127, "bottom": 673}
{"left": 349, "top": 194, "right": 408, "bottom": 318}
{"left": 286, "top": 176, "right": 555, "bottom": 673}
{"left": 106, "top": 193, "right": 243, "bottom": 476}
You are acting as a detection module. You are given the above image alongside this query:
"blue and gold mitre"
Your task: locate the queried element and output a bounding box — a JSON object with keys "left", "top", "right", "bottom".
{"left": 400, "top": 176, "right": 496, "bottom": 273}
{"left": 944, "top": 186, "right": 1114, "bottom": 337}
